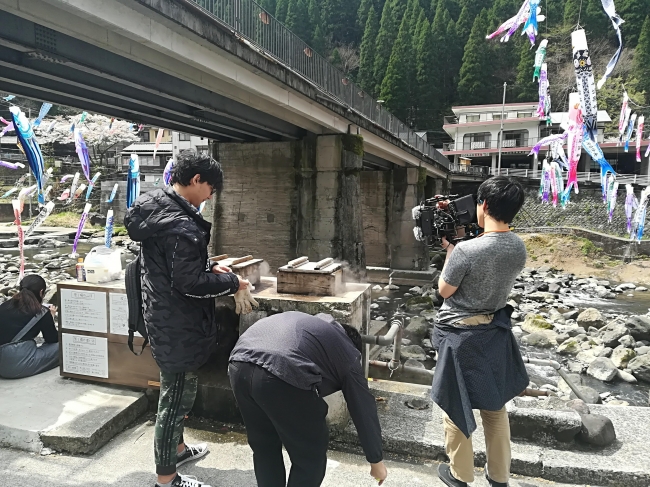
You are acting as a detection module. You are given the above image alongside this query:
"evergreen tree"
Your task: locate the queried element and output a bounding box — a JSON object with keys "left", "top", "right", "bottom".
{"left": 458, "top": 9, "right": 496, "bottom": 105}
{"left": 312, "top": 25, "right": 327, "bottom": 54}
{"left": 275, "top": 0, "right": 289, "bottom": 23}
{"left": 415, "top": 17, "right": 436, "bottom": 127}
{"left": 563, "top": 0, "right": 607, "bottom": 34}
{"left": 359, "top": 5, "right": 380, "bottom": 93}
{"left": 514, "top": 41, "right": 538, "bottom": 101}
{"left": 460, "top": 0, "right": 491, "bottom": 20}
{"left": 322, "top": 0, "right": 361, "bottom": 45}
{"left": 635, "top": 16, "right": 650, "bottom": 103}
{"left": 456, "top": 5, "right": 472, "bottom": 46}
{"left": 286, "top": 0, "right": 312, "bottom": 42}
{"left": 618, "top": 0, "right": 650, "bottom": 47}
{"left": 543, "top": 0, "right": 566, "bottom": 30}
{"left": 429, "top": 0, "right": 437, "bottom": 20}
{"left": 380, "top": 8, "right": 415, "bottom": 120}
{"left": 444, "top": 18, "right": 463, "bottom": 108}
{"left": 357, "top": 0, "right": 374, "bottom": 40}
{"left": 259, "top": 0, "right": 276, "bottom": 15}
{"left": 372, "top": 0, "right": 408, "bottom": 93}
{"left": 308, "top": 0, "right": 321, "bottom": 27}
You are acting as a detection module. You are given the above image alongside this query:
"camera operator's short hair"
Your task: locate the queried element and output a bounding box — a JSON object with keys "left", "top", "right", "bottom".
{"left": 170, "top": 149, "right": 224, "bottom": 192}
{"left": 477, "top": 176, "right": 525, "bottom": 224}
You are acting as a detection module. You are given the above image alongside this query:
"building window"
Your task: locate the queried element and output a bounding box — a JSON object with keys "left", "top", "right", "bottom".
{"left": 196, "top": 145, "right": 209, "bottom": 154}
{"left": 141, "top": 131, "right": 150, "bottom": 142}
{"left": 492, "top": 113, "right": 503, "bottom": 120}
{"left": 517, "top": 112, "right": 533, "bottom": 118}
{"left": 463, "top": 132, "right": 491, "bottom": 150}
{"left": 466, "top": 114, "right": 480, "bottom": 123}
{"left": 179, "top": 133, "right": 191, "bottom": 141}
{"left": 123, "top": 155, "right": 160, "bottom": 167}
{"left": 501, "top": 130, "right": 529, "bottom": 148}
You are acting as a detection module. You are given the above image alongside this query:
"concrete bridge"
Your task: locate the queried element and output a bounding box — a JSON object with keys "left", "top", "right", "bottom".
{"left": 0, "top": 0, "right": 466, "bottom": 272}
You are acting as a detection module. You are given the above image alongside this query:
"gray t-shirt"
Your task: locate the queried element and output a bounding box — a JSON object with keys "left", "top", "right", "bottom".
{"left": 436, "top": 232, "right": 527, "bottom": 325}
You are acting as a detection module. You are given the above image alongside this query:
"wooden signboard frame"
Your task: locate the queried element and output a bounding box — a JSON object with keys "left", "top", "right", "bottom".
{"left": 57, "top": 281, "right": 160, "bottom": 389}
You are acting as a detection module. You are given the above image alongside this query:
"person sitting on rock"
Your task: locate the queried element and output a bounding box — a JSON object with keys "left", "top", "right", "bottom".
{"left": 433, "top": 176, "right": 529, "bottom": 487}
{"left": 0, "top": 275, "right": 58, "bottom": 379}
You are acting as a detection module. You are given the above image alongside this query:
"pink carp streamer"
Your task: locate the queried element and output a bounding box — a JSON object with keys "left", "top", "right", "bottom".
{"left": 636, "top": 116, "right": 645, "bottom": 162}
{"left": 12, "top": 200, "right": 24, "bottom": 282}
{"left": 153, "top": 128, "right": 164, "bottom": 160}
{"left": 563, "top": 94, "right": 583, "bottom": 205}
{"left": 618, "top": 92, "right": 629, "bottom": 136}
{"left": 72, "top": 203, "right": 92, "bottom": 257}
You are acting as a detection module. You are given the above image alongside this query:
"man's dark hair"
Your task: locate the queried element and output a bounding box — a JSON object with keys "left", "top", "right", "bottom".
{"left": 341, "top": 324, "right": 362, "bottom": 353}
{"left": 477, "top": 176, "right": 525, "bottom": 224}
{"left": 170, "top": 149, "right": 224, "bottom": 192}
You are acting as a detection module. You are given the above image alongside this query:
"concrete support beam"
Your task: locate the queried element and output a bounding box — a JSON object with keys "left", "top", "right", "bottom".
{"left": 388, "top": 167, "right": 429, "bottom": 271}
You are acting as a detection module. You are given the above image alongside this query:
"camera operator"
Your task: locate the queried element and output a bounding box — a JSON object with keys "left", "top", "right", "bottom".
{"left": 431, "top": 176, "right": 529, "bottom": 487}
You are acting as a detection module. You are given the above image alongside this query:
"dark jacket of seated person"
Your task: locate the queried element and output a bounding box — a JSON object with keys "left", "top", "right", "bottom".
{"left": 0, "top": 275, "right": 59, "bottom": 379}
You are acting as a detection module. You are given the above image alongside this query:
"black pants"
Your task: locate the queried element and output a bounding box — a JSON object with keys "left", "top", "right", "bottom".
{"left": 229, "top": 361, "right": 330, "bottom": 487}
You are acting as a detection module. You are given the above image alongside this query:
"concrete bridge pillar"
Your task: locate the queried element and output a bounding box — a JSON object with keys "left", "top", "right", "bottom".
{"left": 211, "top": 135, "right": 366, "bottom": 278}
{"left": 388, "top": 167, "right": 429, "bottom": 271}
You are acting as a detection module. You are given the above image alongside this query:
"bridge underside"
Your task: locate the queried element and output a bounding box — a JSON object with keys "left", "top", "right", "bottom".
{"left": 0, "top": 10, "right": 304, "bottom": 142}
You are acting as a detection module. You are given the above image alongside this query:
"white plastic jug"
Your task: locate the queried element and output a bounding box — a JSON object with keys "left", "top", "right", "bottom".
{"left": 84, "top": 246, "right": 122, "bottom": 283}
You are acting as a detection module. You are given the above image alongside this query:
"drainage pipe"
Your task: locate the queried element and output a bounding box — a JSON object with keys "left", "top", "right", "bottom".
{"left": 523, "top": 357, "right": 587, "bottom": 402}
{"left": 369, "top": 360, "right": 434, "bottom": 378}
{"left": 361, "top": 322, "right": 401, "bottom": 346}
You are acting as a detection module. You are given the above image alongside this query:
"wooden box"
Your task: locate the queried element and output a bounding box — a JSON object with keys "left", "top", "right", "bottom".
{"left": 276, "top": 257, "right": 344, "bottom": 296}
{"left": 210, "top": 254, "right": 264, "bottom": 286}
{"left": 57, "top": 281, "right": 160, "bottom": 389}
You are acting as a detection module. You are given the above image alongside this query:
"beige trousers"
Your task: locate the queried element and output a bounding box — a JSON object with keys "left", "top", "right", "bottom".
{"left": 443, "top": 407, "right": 511, "bottom": 483}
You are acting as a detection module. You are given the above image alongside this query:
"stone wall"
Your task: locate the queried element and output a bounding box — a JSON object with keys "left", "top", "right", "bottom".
{"left": 514, "top": 182, "right": 630, "bottom": 237}
{"left": 212, "top": 141, "right": 299, "bottom": 270}
{"left": 361, "top": 171, "right": 389, "bottom": 267}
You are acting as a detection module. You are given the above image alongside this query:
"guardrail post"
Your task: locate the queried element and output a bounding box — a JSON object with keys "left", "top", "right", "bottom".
{"left": 634, "top": 174, "right": 638, "bottom": 184}
{"left": 525, "top": 169, "right": 528, "bottom": 178}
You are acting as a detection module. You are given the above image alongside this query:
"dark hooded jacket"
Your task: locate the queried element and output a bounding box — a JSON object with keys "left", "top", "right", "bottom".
{"left": 124, "top": 188, "right": 239, "bottom": 373}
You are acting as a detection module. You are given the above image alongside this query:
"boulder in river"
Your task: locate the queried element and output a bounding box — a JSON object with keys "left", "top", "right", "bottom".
{"left": 405, "top": 317, "right": 429, "bottom": 338}
{"left": 400, "top": 345, "right": 427, "bottom": 361}
{"left": 624, "top": 316, "right": 650, "bottom": 342}
{"left": 610, "top": 346, "right": 636, "bottom": 369}
{"left": 557, "top": 337, "right": 581, "bottom": 355}
{"left": 600, "top": 323, "right": 629, "bottom": 348}
{"left": 570, "top": 386, "right": 602, "bottom": 404}
{"left": 628, "top": 354, "right": 650, "bottom": 383}
{"left": 522, "top": 314, "right": 553, "bottom": 334}
{"left": 522, "top": 332, "right": 556, "bottom": 348}
{"left": 586, "top": 357, "right": 618, "bottom": 382}
{"left": 577, "top": 308, "right": 605, "bottom": 330}
{"left": 577, "top": 414, "right": 617, "bottom": 447}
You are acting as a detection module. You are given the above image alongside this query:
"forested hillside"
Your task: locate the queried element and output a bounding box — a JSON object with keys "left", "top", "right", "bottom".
{"left": 257, "top": 0, "right": 650, "bottom": 143}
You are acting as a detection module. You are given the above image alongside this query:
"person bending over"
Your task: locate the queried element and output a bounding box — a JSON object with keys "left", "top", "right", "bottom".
{"left": 229, "top": 311, "right": 388, "bottom": 487}
{"left": 125, "top": 150, "right": 249, "bottom": 487}
{"left": 432, "top": 176, "right": 529, "bottom": 487}
{"left": 0, "top": 275, "right": 58, "bottom": 379}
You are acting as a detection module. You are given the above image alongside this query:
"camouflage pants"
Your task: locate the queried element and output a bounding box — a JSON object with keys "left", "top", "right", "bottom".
{"left": 154, "top": 371, "right": 198, "bottom": 475}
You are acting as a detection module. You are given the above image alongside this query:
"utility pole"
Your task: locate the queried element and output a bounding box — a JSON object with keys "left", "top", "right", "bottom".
{"left": 497, "top": 82, "right": 507, "bottom": 176}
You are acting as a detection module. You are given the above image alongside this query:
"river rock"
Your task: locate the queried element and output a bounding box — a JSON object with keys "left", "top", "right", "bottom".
{"left": 600, "top": 323, "right": 629, "bottom": 348}
{"left": 556, "top": 333, "right": 570, "bottom": 345}
{"left": 522, "top": 314, "right": 553, "bottom": 334}
{"left": 405, "top": 317, "right": 429, "bottom": 338}
{"left": 372, "top": 285, "right": 383, "bottom": 292}
{"left": 576, "top": 350, "right": 598, "bottom": 365}
{"left": 596, "top": 347, "right": 613, "bottom": 358}
{"left": 570, "top": 386, "right": 602, "bottom": 404}
{"left": 577, "top": 414, "right": 616, "bottom": 447}
{"left": 522, "top": 332, "right": 556, "bottom": 348}
{"left": 636, "top": 346, "right": 650, "bottom": 355}
{"left": 557, "top": 337, "right": 581, "bottom": 355}
{"left": 624, "top": 316, "right": 650, "bottom": 341}
{"left": 548, "top": 308, "right": 566, "bottom": 324}
{"left": 405, "top": 296, "right": 433, "bottom": 312}
{"left": 577, "top": 309, "right": 605, "bottom": 330}
{"left": 400, "top": 345, "right": 427, "bottom": 361}
{"left": 617, "top": 369, "right": 638, "bottom": 383}
{"left": 618, "top": 335, "right": 635, "bottom": 348}
{"left": 566, "top": 399, "right": 590, "bottom": 415}
{"left": 615, "top": 283, "right": 636, "bottom": 292}
{"left": 611, "top": 346, "right": 636, "bottom": 369}
{"left": 528, "top": 291, "right": 556, "bottom": 302}
{"left": 587, "top": 357, "right": 618, "bottom": 382}
{"left": 563, "top": 310, "right": 580, "bottom": 320}
{"left": 404, "top": 358, "right": 425, "bottom": 369}
{"left": 420, "top": 310, "right": 437, "bottom": 321}
{"left": 628, "top": 355, "right": 650, "bottom": 383}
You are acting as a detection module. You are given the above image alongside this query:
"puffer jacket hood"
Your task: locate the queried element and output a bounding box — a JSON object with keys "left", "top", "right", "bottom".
{"left": 124, "top": 187, "right": 212, "bottom": 245}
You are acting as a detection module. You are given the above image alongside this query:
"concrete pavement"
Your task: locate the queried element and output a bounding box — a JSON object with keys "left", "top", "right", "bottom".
{"left": 0, "top": 419, "right": 585, "bottom": 487}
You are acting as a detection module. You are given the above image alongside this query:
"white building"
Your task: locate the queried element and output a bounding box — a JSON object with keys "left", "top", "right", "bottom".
{"left": 441, "top": 102, "right": 616, "bottom": 173}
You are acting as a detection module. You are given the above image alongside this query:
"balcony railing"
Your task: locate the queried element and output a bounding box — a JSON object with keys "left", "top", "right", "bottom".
{"left": 188, "top": 0, "right": 447, "bottom": 167}
{"left": 490, "top": 168, "right": 650, "bottom": 185}
{"left": 443, "top": 138, "right": 540, "bottom": 152}
{"left": 448, "top": 164, "right": 490, "bottom": 176}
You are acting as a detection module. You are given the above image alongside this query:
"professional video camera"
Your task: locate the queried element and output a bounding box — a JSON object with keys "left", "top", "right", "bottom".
{"left": 412, "top": 194, "right": 481, "bottom": 246}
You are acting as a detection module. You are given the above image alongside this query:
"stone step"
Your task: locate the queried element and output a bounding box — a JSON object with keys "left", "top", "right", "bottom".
{"left": 389, "top": 269, "right": 439, "bottom": 287}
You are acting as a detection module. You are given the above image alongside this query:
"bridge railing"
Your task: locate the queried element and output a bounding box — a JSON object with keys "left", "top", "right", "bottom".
{"left": 188, "top": 0, "right": 446, "bottom": 167}
{"left": 491, "top": 168, "right": 650, "bottom": 185}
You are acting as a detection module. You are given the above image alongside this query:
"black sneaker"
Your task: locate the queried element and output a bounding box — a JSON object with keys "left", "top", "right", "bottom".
{"left": 485, "top": 464, "right": 508, "bottom": 487}
{"left": 155, "top": 473, "right": 212, "bottom": 487}
{"left": 437, "top": 464, "right": 468, "bottom": 487}
{"left": 176, "top": 443, "right": 209, "bottom": 468}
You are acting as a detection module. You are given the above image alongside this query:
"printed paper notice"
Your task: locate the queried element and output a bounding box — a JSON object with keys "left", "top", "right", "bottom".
{"left": 109, "top": 293, "right": 129, "bottom": 336}
{"left": 62, "top": 333, "right": 109, "bottom": 378}
{"left": 61, "top": 288, "right": 107, "bottom": 333}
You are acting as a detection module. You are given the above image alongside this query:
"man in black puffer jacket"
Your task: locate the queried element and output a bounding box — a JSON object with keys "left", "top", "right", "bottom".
{"left": 125, "top": 150, "right": 248, "bottom": 487}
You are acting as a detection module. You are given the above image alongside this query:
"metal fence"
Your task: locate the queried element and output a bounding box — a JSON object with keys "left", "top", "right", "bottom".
{"left": 188, "top": 0, "right": 446, "bottom": 166}
{"left": 492, "top": 168, "right": 650, "bottom": 186}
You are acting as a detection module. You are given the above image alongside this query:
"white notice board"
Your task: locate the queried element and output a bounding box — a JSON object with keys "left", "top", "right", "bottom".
{"left": 61, "top": 288, "right": 107, "bottom": 333}
{"left": 109, "top": 293, "right": 129, "bottom": 336}
{"left": 62, "top": 333, "right": 109, "bottom": 378}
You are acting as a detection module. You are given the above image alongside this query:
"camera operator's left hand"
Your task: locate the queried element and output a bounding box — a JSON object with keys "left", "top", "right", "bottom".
{"left": 212, "top": 264, "right": 232, "bottom": 274}
{"left": 441, "top": 236, "right": 455, "bottom": 253}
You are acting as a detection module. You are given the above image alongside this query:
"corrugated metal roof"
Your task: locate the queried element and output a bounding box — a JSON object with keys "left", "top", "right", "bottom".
{"left": 122, "top": 142, "right": 173, "bottom": 154}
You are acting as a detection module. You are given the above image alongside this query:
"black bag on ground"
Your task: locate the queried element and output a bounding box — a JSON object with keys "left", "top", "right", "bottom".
{"left": 125, "top": 247, "right": 148, "bottom": 355}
